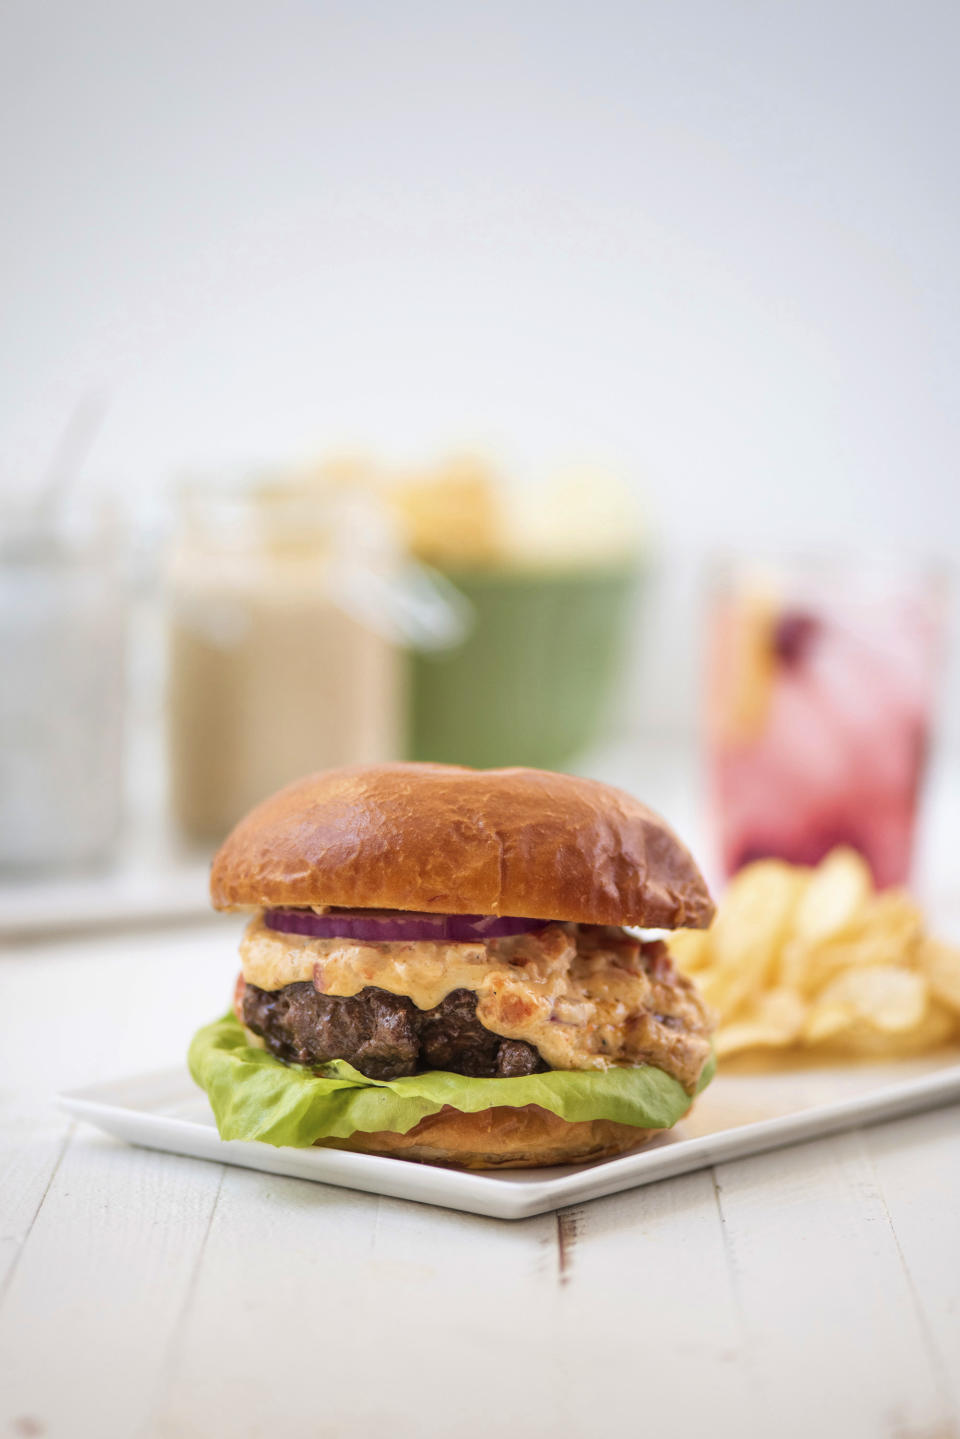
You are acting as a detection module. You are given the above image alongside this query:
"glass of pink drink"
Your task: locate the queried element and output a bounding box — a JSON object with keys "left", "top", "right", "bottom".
{"left": 705, "top": 559, "right": 945, "bottom": 888}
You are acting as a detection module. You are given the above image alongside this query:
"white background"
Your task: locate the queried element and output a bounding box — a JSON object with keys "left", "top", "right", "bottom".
{"left": 2, "top": 0, "right": 958, "bottom": 736}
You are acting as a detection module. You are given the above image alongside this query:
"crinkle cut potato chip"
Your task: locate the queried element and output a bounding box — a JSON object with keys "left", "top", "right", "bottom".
{"left": 804, "top": 966, "right": 927, "bottom": 1039}
{"left": 668, "top": 847, "right": 960, "bottom": 1062}
{"left": 784, "top": 896, "right": 926, "bottom": 999}
{"left": 920, "top": 938, "right": 960, "bottom": 1016}
{"left": 790, "top": 848, "right": 872, "bottom": 945}
{"left": 702, "top": 859, "right": 806, "bottom": 1021}
{"left": 665, "top": 927, "right": 711, "bottom": 973}
{"left": 802, "top": 1003, "right": 957, "bottom": 1059}
{"left": 715, "top": 988, "right": 807, "bottom": 1058}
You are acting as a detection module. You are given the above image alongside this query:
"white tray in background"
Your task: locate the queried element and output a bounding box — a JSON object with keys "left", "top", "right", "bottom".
{"left": 59, "top": 1049, "right": 960, "bottom": 1220}
{"left": 0, "top": 860, "right": 214, "bottom": 939}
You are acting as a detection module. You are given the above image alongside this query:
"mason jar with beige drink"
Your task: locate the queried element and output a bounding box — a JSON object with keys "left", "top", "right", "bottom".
{"left": 166, "top": 480, "right": 404, "bottom": 841}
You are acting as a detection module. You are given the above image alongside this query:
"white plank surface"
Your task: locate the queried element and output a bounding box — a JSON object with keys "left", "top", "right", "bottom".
{"left": 0, "top": 1135, "right": 223, "bottom": 1439}
{"left": 156, "top": 1172, "right": 562, "bottom": 1439}
{"left": 864, "top": 1108, "right": 960, "bottom": 1421}
{"left": 548, "top": 1172, "right": 757, "bottom": 1435}
{"left": 0, "top": 1106, "right": 71, "bottom": 1298}
{"left": 711, "top": 1128, "right": 955, "bottom": 1438}
{"left": 1, "top": 918, "right": 958, "bottom": 1439}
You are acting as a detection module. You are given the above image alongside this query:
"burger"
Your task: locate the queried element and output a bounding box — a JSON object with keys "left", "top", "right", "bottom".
{"left": 189, "top": 763, "right": 716, "bottom": 1169}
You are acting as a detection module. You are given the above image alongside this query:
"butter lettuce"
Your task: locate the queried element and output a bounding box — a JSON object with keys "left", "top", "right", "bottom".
{"left": 188, "top": 1012, "right": 715, "bottom": 1149}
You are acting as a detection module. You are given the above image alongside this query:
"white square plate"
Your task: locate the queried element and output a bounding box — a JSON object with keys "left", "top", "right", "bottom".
{"left": 59, "top": 1049, "right": 960, "bottom": 1219}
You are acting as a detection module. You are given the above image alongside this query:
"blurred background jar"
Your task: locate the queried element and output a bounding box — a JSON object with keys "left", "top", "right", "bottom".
{"left": 0, "top": 492, "right": 127, "bottom": 871}
{"left": 387, "top": 458, "right": 643, "bottom": 771}
{"left": 166, "top": 475, "right": 408, "bottom": 842}
{"left": 704, "top": 555, "right": 947, "bottom": 888}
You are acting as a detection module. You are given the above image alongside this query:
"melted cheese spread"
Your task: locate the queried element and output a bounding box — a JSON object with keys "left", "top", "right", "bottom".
{"left": 239, "top": 917, "right": 713, "bottom": 1088}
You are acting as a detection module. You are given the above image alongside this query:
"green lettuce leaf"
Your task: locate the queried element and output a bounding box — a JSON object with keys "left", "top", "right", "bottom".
{"left": 188, "top": 1012, "right": 716, "bottom": 1149}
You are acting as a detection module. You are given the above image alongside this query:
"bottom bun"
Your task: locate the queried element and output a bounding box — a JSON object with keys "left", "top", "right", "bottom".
{"left": 315, "top": 1103, "right": 663, "bottom": 1170}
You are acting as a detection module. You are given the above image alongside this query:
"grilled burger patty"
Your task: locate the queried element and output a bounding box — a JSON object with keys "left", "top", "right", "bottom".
{"left": 242, "top": 982, "right": 547, "bottom": 1080}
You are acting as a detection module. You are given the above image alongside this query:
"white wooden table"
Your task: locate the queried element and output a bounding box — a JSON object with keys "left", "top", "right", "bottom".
{"left": 0, "top": 912, "right": 958, "bottom": 1439}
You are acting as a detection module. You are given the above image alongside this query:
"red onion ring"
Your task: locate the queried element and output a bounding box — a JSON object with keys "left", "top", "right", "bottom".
{"left": 263, "top": 908, "right": 550, "bottom": 943}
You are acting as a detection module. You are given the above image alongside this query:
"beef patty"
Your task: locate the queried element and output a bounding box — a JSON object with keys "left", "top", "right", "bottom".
{"left": 242, "top": 982, "right": 548, "bottom": 1080}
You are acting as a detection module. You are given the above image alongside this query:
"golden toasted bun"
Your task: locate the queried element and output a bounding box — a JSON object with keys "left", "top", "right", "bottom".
{"left": 316, "top": 1103, "right": 661, "bottom": 1169}
{"left": 210, "top": 763, "right": 714, "bottom": 930}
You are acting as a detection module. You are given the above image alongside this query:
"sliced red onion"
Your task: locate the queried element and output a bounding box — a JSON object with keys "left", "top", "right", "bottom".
{"left": 263, "top": 907, "right": 549, "bottom": 944}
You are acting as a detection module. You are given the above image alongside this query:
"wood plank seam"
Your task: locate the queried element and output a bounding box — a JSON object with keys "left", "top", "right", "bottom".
{"left": 709, "top": 1166, "right": 752, "bottom": 1336}
{"left": 371, "top": 1193, "right": 385, "bottom": 1255}
{"left": 857, "top": 1128, "right": 960, "bottom": 1431}
{"left": 0, "top": 1121, "right": 74, "bottom": 1313}
{"left": 147, "top": 1161, "right": 227, "bottom": 1428}
{"left": 556, "top": 1206, "right": 583, "bottom": 1285}
{"left": 709, "top": 1161, "right": 766, "bottom": 1408}
{"left": 712, "top": 1128, "right": 951, "bottom": 1438}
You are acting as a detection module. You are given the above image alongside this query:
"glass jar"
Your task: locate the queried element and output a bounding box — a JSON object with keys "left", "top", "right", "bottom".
{"left": 0, "top": 499, "right": 126, "bottom": 871}
{"left": 165, "top": 479, "right": 409, "bottom": 841}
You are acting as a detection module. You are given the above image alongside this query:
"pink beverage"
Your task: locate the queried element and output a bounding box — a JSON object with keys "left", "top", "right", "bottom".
{"left": 705, "top": 560, "right": 944, "bottom": 888}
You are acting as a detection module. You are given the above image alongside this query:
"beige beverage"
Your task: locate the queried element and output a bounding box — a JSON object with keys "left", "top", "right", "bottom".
{"left": 167, "top": 482, "right": 402, "bottom": 841}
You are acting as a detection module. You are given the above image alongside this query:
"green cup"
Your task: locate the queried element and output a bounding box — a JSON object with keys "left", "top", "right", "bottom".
{"left": 406, "top": 562, "right": 640, "bottom": 770}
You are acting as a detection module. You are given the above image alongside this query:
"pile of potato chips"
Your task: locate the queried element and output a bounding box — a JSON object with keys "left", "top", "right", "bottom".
{"left": 670, "top": 848, "right": 960, "bottom": 1059}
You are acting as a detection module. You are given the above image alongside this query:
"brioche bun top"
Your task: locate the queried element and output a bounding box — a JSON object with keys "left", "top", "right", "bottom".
{"left": 209, "top": 763, "right": 715, "bottom": 930}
